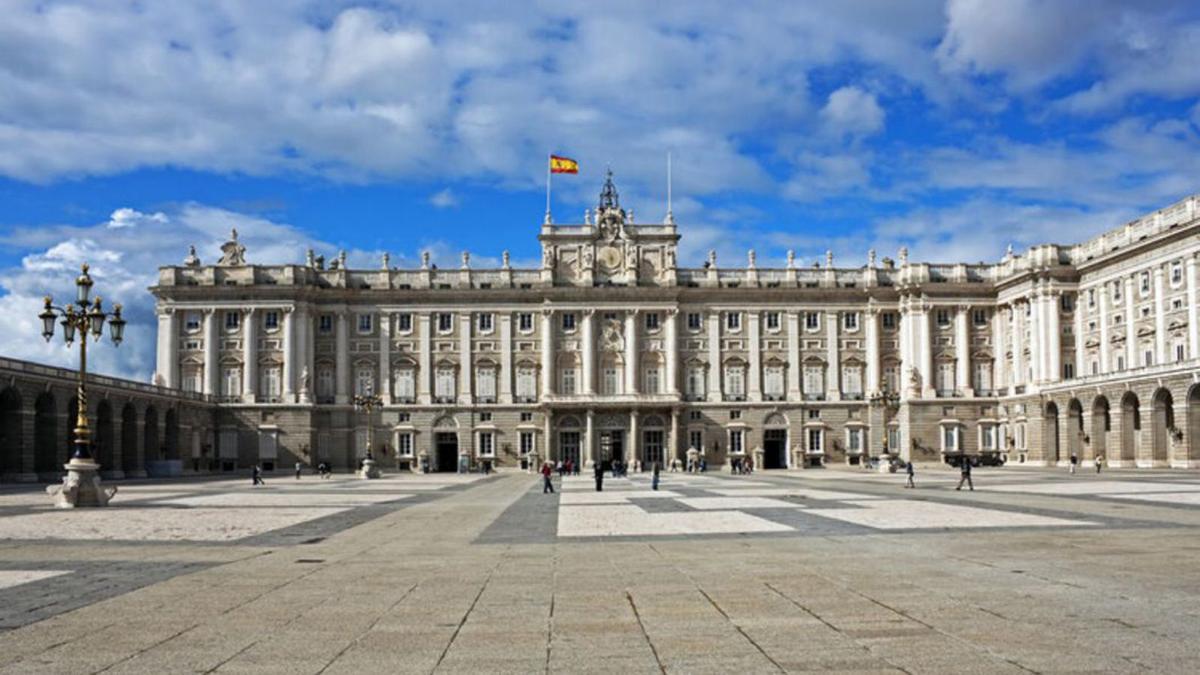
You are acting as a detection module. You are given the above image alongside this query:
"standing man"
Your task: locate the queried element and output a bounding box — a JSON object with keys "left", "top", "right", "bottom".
{"left": 252, "top": 464, "right": 264, "bottom": 486}
{"left": 594, "top": 459, "right": 604, "bottom": 492}
{"left": 652, "top": 461, "right": 661, "bottom": 491}
{"left": 295, "top": 461, "right": 303, "bottom": 480}
{"left": 1069, "top": 452, "right": 1078, "bottom": 474}
{"left": 955, "top": 458, "right": 974, "bottom": 491}
{"left": 542, "top": 462, "right": 554, "bottom": 494}
{"left": 905, "top": 460, "right": 915, "bottom": 489}
{"left": 1095, "top": 454, "right": 1104, "bottom": 474}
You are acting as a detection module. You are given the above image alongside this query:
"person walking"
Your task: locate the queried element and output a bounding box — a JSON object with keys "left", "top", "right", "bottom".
{"left": 905, "top": 460, "right": 915, "bottom": 488}
{"left": 594, "top": 460, "right": 604, "bottom": 492}
{"left": 1095, "top": 454, "right": 1104, "bottom": 474}
{"left": 251, "top": 464, "right": 265, "bottom": 486}
{"left": 295, "top": 461, "right": 303, "bottom": 480}
{"left": 542, "top": 462, "right": 555, "bottom": 494}
{"left": 652, "top": 461, "right": 661, "bottom": 491}
{"left": 955, "top": 458, "right": 974, "bottom": 491}
{"left": 1069, "top": 453, "right": 1078, "bottom": 474}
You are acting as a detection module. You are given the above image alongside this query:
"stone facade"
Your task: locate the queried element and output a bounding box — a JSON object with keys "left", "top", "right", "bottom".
{"left": 141, "top": 174, "right": 1200, "bottom": 472}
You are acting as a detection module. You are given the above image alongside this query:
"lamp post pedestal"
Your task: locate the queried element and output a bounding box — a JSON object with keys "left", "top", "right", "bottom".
{"left": 359, "top": 456, "right": 381, "bottom": 479}
{"left": 47, "top": 457, "right": 118, "bottom": 508}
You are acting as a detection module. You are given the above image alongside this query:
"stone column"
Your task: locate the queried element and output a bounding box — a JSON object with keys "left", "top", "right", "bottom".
{"left": 295, "top": 305, "right": 309, "bottom": 402}
{"left": 992, "top": 306, "right": 1007, "bottom": 393}
{"left": 825, "top": 310, "right": 840, "bottom": 401}
{"left": 242, "top": 307, "right": 257, "bottom": 402}
{"left": 282, "top": 308, "right": 295, "bottom": 402}
{"left": 1048, "top": 292, "right": 1062, "bottom": 382}
{"left": 379, "top": 312, "right": 392, "bottom": 404}
{"left": 919, "top": 306, "right": 933, "bottom": 398}
{"left": 540, "top": 309, "right": 554, "bottom": 397}
{"left": 335, "top": 310, "right": 350, "bottom": 404}
{"left": 203, "top": 309, "right": 218, "bottom": 396}
{"left": 544, "top": 411, "right": 554, "bottom": 463}
{"left": 1153, "top": 267, "right": 1167, "bottom": 365}
{"left": 899, "top": 300, "right": 913, "bottom": 399}
{"left": 1073, "top": 292, "right": 1085, "bottom": 378}
{"left": 786, "top": 310, "right": 801, "bottom": 398}
{"left": 582, "top": 309, "right": 595, "bottom": 395}
{"left": 624, "top": 310, "right": 639, "bottom": 395}
{"left": 1099, "top": 285, "right": 1110, "bottom": 373}
{"left": 670, "top": 408, "right": 680, "bottom": 464}
{"left": 629, "top": 410, "right": 640, "bottom": 466}
{"left": 865, "top": 308, "right": 880, "bottom": 394}
{"left": 665, "top": 309, "right": 679, "bottom": 395}
{"left": 1011, "top": 304, "right": 1024, "bottom": 390}
{"left": 459, "top": 312, "right": 472, "bottom": 404}
{"left": 955, "top": 305, "right": 970, "bottom": 395}
{"left": 707, "top": 312, "right": 721, "bottom": 400}
{"left": 418, "top": 313, "right": 432, "bottom": 403}
{"left": 1124, "top": 276, "right": 1136, "bottom": 369}
{"left": 585, "top": 409, "right": 595, "bottom": 467}
{"left": 1188, "top": 257, "right": 1199, "bottom": 360}
{"left": 499, "top": 313, "right": 513, "bottom": 404}
{"left": 1028, "top": 291, "right": 1043, "bottom": 383}
{"left": 156, "top": 308, "right": 178, "bottom": 389}
{"left": 748, "top": 311, "right": 762, "bottom": 401}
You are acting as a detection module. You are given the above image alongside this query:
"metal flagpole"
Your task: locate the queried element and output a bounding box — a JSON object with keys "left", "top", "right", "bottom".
{"left": 545, "top": 153, "right": 552, "bottom": 224}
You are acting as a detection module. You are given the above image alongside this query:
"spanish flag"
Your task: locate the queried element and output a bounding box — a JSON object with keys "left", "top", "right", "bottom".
{"left": 550, "top": 155, "right": 579, "bottom": 174}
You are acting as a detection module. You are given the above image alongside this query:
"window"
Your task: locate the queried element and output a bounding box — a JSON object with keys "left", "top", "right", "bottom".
{"left": 437, "top": 313, "right": 453, "bottom": 332}
{"left": 264, "top": 311, "right": 279, "bottom": 330}
{"left": 688, "top": 430, "right": 703, "bottom": 451}
{"left": 476, "top": 368, "right": 497, "bottom": 401}
{"left": 478, "top": 432, "right": 494, "bottom": 456}
{"left": 221, "top": 367, "right": 241, "bottom": 399}
{"left": 519, "top": 431, "right": 534, "bottom": 456}
{"left": 804, "top": 312, "right": 819, "bottom": 331}
{"left": 560, "top": 367, "right": 577, "bottom": 394}
{"left": 1087, "top": 289, "right": 1096, "bottom": 308}
{"left": 881, "top": 312, "right": 896, "bottom": 329}
{"left": 981, "top": 424, "right": 996, "bottom": 450}
{"left": 317, "top": 368, "right": 334, "bottom": 400}
{"left": 725, "top": 312, "right": 741, "bottom": 331}
{"left": 643, "top": 366, "right": 661, "bottom": 394}
{"left": 807, "top": 428, "right": 823, "bottom": 453}
{"left": 846, "top": 428, "right": 863, "bottom": 453}
{"left": 1176, "top": 342, "right": 1187, "bottom": 362}
{"left": 476, "top": 313, "right": 493, "bottom": 333}
{"left": 803, "top": 365, "right": 824, "bottom": 399}
{"left": 518, "top": 313, "right": 533, "bottom": 332}
{"left": 882, "top": 364, "right": 899, "bottom": 393}
{"left": 729, "top": 429, "right": 744, "bottom": 454}
{"left": 807, "top": 409, "right": 820, "bottom": 420}
{"left": 887, "top": 426, "right": 900, "bottom": 453}
{"left": 942, "top": 425, "right": 960, "bottom": 452}
{"left": 686, "top": 312, "right": 702, "bottom": 330}
{"left": 1063, "top": 362, "right": 1074, "bottom": 379}
{"left": 765, "top": 312, "right": 780, "bottom": 331}
{"left": 973, "top": 309, "right": 988, "bottom": 326}
{"left": 318, "top": 314, "right": 333, "bottom": 334}
{"left": 516, "top": 367, "right": 537, "bottom": 400}
{"left": 435, "top": 367, "right": 456, "bottom": 400}
{"left": 601, "top": 367, "right": 620, "bottom": 395}
{"left": 224, "top": 311, "right": 240, "bottom": 330}
{"left": 1061, "top": 295, "right": 1074, "bottom": 313}
{"left": 397, "top": 313, "right": 412, "bottom": 332}
{"left": 520, "top": 412, "right": 533, "bottom": 422}
{"left": 397, "top": 433, "right": 413, "bottom": 456}
{"left": 936, "top": 309, "right": 950, "bottom": 327}
{"left": 355, "top": 368, "right": 375, "bottom": 396}
{"left": 763, "top": 366, "right": 785, "bottom": 399}
{"left": 645, "top": 313, "right": 660, "bottom": 331}
{"left": 561, "top": 313, "right": 576, "bottom": 332}
{"left": 184, "top": 313, "right": 201, "bottom": 332}
{"left": 686, "top": 367, "right": 705, "bottom": 399}
{"left": 842, "top": 365, "right": 863, "bottom": 398}
{"left": 1144, "top": 350, "right": 1154, "bottom": 367}
{"left": 1140, "top": 271, "right": 1151, "bottom": 294}
{"left": 724, "top": 365, "right": 745, "bottom": 399}
{"left": 689, "top": 410, "right": 702, "bottom": 420}
{"left": 936, "top": 362, "right": 955, "bottom": 394}
{"left": 1172, "top": 263, "right": 1183, "bottom": 286}
{"left": 843, "top": 312, "right": 858, "bottom": 330}
{"left": 973, "top": 361, "right": 992, "bottom": 393}
{"left": 1113, "top": 280, "right": 1122, "bottom": 301}
{"left": 730, "top": 410, "right": 741, "bottom": 420}
{"left": 260, "top": 366, "right": 281, "bottom": 400}
{"left": 1117, "top": 355, "right": 1125, "bottom": 371}
{"left": 394, "top": 368, "right": 415, "bottom": 402}
{"left": 357, "top": 314, "right": 372, "bottom": 333}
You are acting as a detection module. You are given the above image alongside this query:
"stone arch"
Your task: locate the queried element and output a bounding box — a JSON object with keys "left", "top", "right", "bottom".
{"left": 1066, "top": 398, "right": 1084, "bottom": 460}
{"left": 1120, "top": 391, "right": 1140, "bottom": 462}
{"left": 642, "top": 415, "right": 665, "bottom": 428}
{"left": 121, "top": 403, "right": 140, "bottom": 474}
{"left": 764, "top": 412, "right": 788, "bottom": 427}
{"left": 432, "top": 414, "right": 459, "bottom": 429}
{"left": 34, "top": 391, "right": 57, "bottom": 475}
{"left": 1044, "top": 401, "right": 1060, "bottom": 464}
{"left": 1151, "top": 388, "right": 1174, "bottom": 465}
{"left": 1188, "top": 384, "right": 1200, "bottom": 464}
{"left": 0, "top": 387, "right": 23, "bottom": 478}
{"left": 95, "top": 399, "right": 114, "bottom": 470}
{"left": 164, "top": 408, "right": 180, "bottom": 461}
{"left": 1091, "top": 395, "right": 1110, "bottom": 461}
{"left": 144, "top": 405, "right": 160, "bottom": 461}
{"left": 556, "top": 415, "right": 582, "bottom": 429}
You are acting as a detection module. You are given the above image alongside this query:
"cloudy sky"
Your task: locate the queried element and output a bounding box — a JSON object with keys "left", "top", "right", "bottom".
{"left": 1, "top": 0, "right": 1199, "bottom": 381}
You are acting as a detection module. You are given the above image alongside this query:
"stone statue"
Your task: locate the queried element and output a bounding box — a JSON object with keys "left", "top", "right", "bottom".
{"left": 899, "top": 246, "right": 909, "bottom": 266}
{"left": 306, "top": 249, "right": 315, "bottom": 268}
{"left": 868, "top": 249, "right": 877, "bottom": 267}
{"left": 826, "top": 250, "right": 833, "bottom": 268}
{"left": 542, "top": 245, "right": 556, "bottom": 269}
{"left": 747, "top": 249, "right": 756, "bottom": 269}
{"left": 502, "top": 250, "right": 511, "bottom": 269}
{"left": 381, "top": 252, "right": 390, "bottom": 269}
{"left": 786, "top": 250, "right": 795, "bottom": 269}
{"left": 707, "top": 249, "right": 717, "bottom": 268}
{"left": 338, "top": 250, "right": 347, "bottom": 269}
{"left": 665, "top": 247, "right": 676, "bottom": 269}
{"left": 217, "top": 228, "right": 246, "bottom": 267}
{"left": 582, "top": 244, "right": 594, "bottom": 268}
{"left": 461, "top": 251, "right": 470, "bottom": 269}
{"left": 300, "top": 366, "right": 311, "bottom": 394}
{"left": 421, "top": 250, "right": 431, "bottom": 269}
{"left": 183, "top": 245, "right": 200, "bottom": 267}
{"left": 584, "top": 208, "right": 592, "bottom": 225}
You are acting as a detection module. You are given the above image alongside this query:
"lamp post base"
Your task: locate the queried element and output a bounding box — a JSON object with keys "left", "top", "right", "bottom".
{"left": 47, "top": 458, "right": 118, "bottom": 508}
{"left": 358, "top": 457, "right": 382, "bottom": 479}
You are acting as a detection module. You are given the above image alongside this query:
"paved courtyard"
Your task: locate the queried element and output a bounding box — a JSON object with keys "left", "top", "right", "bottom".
{"left": 1, "top": 466, "right": 1200, "bottom": 673}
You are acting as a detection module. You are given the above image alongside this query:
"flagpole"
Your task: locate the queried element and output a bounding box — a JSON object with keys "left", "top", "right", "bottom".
{"left": 545, "top": 153, "right": 552, "bottom": 224}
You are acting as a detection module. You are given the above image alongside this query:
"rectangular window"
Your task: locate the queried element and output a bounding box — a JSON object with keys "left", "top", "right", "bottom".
{"left": 936, "top": 309, "right": 950, "bottom": 326}
{"left": 184, "top": 313, "right": 201, "bottom": 331}
{"left": 437, "top": 313, "right": 453, "bottom": 332}
{"left": 936, "top": 362, "right": 955, "bottom": 394}
{"left": 394, "top": 369, "right": 415, "bottom": 401}
{"left": 476, "top": 368, "right": 497, "bottom": 400}
{"left": 881, "top": 312, "right": 896, "bottom": 329}
{"left": 973, "top": 361, "right": 992, "bottom": 393}
{"left": 516, "top": 367, "right": 537, "bottom": 400}
{"left": 725, "top": 312, "right": 741, "bottom": 331}
{"left": 847, "top": 428, "right": 862, "bottom": 453}
{"left": 804, "top": 312, "right": 819, "bottom": 330}
{"left": 602, "top": 367, "right": 620, "bottom": 395}
{"left": 973, "top": 309, "right": 988, "bottom": 326}
{"left": 763, "top": 366, "right": 784, "bottom": 398}
{"left": 842, "top": 366, "right": 863, "bottom": 397}
{"left": 729, "top": 430, "right": 743, "bottom": 454}
{"left": 942, "top": 426, "right": 959, "bottom": 452}
{"left": 1113, "top": 281, "right": 1122, "bottom": 301}
{"left": 435, "top": 368, "right": 456, "bottom": 400}
{"left": 1172, "top": 263, "right": 1183, "bottom": 285}
{"left": 477, "top": 313, "right": 493, "bottom": 332}
{"left": 224, "top": 311, "right": 240, "bottom": 330}
{"left": 397, "top": 313, "right": 412, "bottom": 332}
{"left": 981, "top": 425, "right": 996, "bottom": 450}
{"left": 519, "top": 431, "right": 534, "bottom": 455}
{"left": 843, "top": 312, "right": 858, "bottom": 330}
{"left": 686, "top": 367, "right": 705, "bottom": 399}
{"left": 645, "top": 313, "right": 660, "bottom": 330}
{"left": 1141, "top": 271, "right": 1151, "bottom": 294}
{"left": 478, "top": 432, "right": 494, "bottom": 456}
{"left": 264, "top": 311, "right": 279, "bottom": 330}
{"left": 318, "top": 314, "right": 333, "bottom": 334}
{"left": 355, "top": 368, "right": 375, "bottom": 396}
{"left": 357, "top": 314, "right": 372, "bottom": 333}
{"left": 561, "top": 313, "right": 576, "bottom": 332}
{"left": 686, "top": 312, "right": 702, "bottom": 330}
{"left": 765, "top": 312, "right": 780, "bottom": 331}
{"left": 221, "top": 368, "right": 242, "bottom": 399}
{"left": 724, "top": 366, "right": 745, "bottom": 398}
{"left": 1060, "top": 295, "right": 1074, "bottom": 313}
{"left": 803, "top": 365, "right": 824, "bottom": 398}
{"left": 520, "top": 412, "right": 533, "bottom": 422}
{"left": 643, "top": 367, "right": 661, "bottom": 394}
{"left": 518, "top": 313, "right": 533, "bottom": 332}
{"left": 560, "top": 368, "right": 577, "bottom": 394}
{"left": 261, "top": 367, "right": 281, "bottom": 399}
{"left": 397, "top": 433, "right": 413, "bottom": 456}
{"left": 1177, "top": 342, "right": 1186, "bottom": 362}
{"left": 1144, "top": 350, "right": 1154, "bottom": 367}
{"left": 1087, "top": 289, "right": 1096, "bottom": 308}
{"left": 882, "top": 364, "right": 899, "bottom": 393}
{"left": 688, "top": 430, "right": 703, "bottom": 452}
{"left": 807, "top": 428, "right": 823, "bottom": 452}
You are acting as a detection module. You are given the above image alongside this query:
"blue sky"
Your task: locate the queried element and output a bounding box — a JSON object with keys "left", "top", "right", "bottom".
{"left": 1, "top": 0, "right": 1199, "bottom": 381}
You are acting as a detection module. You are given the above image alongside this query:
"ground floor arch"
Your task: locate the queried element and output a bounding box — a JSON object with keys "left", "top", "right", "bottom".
{"left": 1091, "top": 395, "right": 1110, "bottom": 462}
{"left": 1044, "top": 402, "right": 1060, "bottom": 464}
{"left": 121, "top": 403, "right": 140, "bottom": 474}
{"left": 1121, "top": 392, "right": 1140, "bottom": 462}
{"left": 1067, "top": 398, "right": 1084, "bottom": 461}
{"left": 1151, "top": 388, "right": 1174, "bottom": 465}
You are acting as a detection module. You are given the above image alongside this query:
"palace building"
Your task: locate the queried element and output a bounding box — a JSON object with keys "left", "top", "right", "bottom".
{"left": 145, "top": 172, "right": 1200, "bottom": 472}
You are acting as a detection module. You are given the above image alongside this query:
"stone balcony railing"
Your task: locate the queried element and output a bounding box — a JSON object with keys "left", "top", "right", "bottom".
{"left": 0, "top": 356, "right": 211, "bottom": 403}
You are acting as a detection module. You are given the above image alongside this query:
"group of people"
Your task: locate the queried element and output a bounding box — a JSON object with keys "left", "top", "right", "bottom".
{"left": 730, "top": 456, "right": 754, "bottom": 475}
{"left": 1068, "top": 453, "right": 1104, "bottom": 474}
{"left": 554, "top": 460, "right": 580, "bottom": 477}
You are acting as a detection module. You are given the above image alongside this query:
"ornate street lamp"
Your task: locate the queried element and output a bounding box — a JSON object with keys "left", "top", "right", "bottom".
{"left": 353, "top": 384, "right": 383, "bottom": 479}
{"left": 40, "top": 263, "right": 126, "bottom": 507}
{"left": 869, "top": 389, "right": 901, "bottom": 471}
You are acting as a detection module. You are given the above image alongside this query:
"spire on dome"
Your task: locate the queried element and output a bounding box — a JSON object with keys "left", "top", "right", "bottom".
{"left": 599, "top": 169, "right": 620, "bottom": 210}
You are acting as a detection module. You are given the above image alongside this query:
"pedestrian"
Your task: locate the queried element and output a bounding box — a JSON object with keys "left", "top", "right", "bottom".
{"left": 700, "top": 457, "right": 707, "bottom": 472}
{"left": 1095, "top": 454, "right": 1104, "bottom": 474}
{"left": 652, "top": 461, "right": 661, "bottom": 491}
{"left": 955, "top": 458, "right": 974, "bottom": 491}
{"left": 556, "top": 460, "right": 564, "bottom": 477}
{"left": 1069, "top": 453, "right": 1078, "bottom": 474}
{"left": 295, "top": 461, "right": 303, "bottom": 479}
{"left": 252, "top": 464, "right": 264, "bottom": 486}
{"left": 594, "top": 460, "right": 604, "bottom": 492}
{"left": 573, "top": 460, "right": 580, "bottom": 476}
{"left": 905, "top": 460, "right": 915, "bottom": 488}
{"left": 541, "top": 461, "right": 554, "bottom": 494}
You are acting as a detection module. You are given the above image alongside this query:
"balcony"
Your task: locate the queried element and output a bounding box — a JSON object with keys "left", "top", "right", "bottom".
{"left": 435, "top": 396, "right": 456, "bottom": 404}
{"left": 724, "top": 394, "right": 746, "bottom": 402}
{"left": 803, "top": 393, "right": 826, "bottom": 401}
{"left": 516, "top": 395, "right": 538, "bottom": 403}
{"left": 393, "top": 396, "right": 415, "bottom": 404}
{"left": 477, "top": 396, "right": 496, "bottom": 404}
{"left": 763, "top": 393, "right": 785, "bottom": 402}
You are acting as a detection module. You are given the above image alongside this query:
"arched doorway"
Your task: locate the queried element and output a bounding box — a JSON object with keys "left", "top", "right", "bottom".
{"left": 1067, "top": 399, "right": 1084, "bottom": 461}
{"left": 95, "top": 400, "right": 114, "bottom": 470}
{"left": 432, "top": 415, "right": 458, "bottom": 472}
{"left": 641, "top": 415, "right": 666, "bottom": 467}
{"left": 1188, "top": 385, "right": 1200, "bottom": 464}
{"left": 143, "top": 406, "right": 160, "bottom": 461}
{"left": 0, "top": 387, "right": 23, "bottom": 478}
{"left": 762, "top": 412, "right": 788, "bottom": 469}
{"left": 1120, "top": 392, "right": 1140, "bottom": 462}
{"left": 164, "top": 408, "right": 180, "bottom": 461}
{"left": 1151, "top": 388, "right": 1174, "bottom": 465}
{"left": 1091, "top": 396, "right": 1110, "bottom": 462}
{"left": 121, "top": 403, "right": 140, "bottom": 474}
{"left": 1043, "top": 402, "right": 1060, "bottom": 464}
{"left": 34, "top": 392, "right": 57, "bottom": 475}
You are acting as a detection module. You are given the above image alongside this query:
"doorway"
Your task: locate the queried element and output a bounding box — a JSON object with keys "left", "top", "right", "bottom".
{"left": 435, "top": 432, "right": 458, "bottom": 472}
{"left": 763, "top": 429, "right": 787, "bottom": 469}
{"left": 559, "top": 431, "right": 581, "bottom": 468}
{"left": 599, "top": 430, "right": 624, "bottom": 470}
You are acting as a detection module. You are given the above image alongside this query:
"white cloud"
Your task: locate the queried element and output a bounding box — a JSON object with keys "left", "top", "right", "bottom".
{"left": 429, "top": 188, "right": 458, "bottom": 208}
{"left": 820, "top": 86, "right": 885, "bottom": 138}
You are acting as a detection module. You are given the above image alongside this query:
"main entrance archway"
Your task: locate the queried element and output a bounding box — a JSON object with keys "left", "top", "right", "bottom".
{"left": 1091, "top": 396, "right": 1110, "bottom": 462}
{"left": 1067, "top": 399, "right": 1084, "bottom": 461}
{"left": 1044, "top": 402, "right": 1060, "bottom": 464}
{"left": 1151, "top": 388, "right": 1174, "bottom": 465}
{"left": 1120, "top": 392, "right": 1140, "bottom": 462}
{"left": 763, "top": 413, "right": 788, "bottom": 469}
{"left": 434, "top": 432, "right": 458, "bottom": 472}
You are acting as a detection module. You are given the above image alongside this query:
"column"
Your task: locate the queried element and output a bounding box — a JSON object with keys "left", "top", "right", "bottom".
{"left": 899, "top": 301, "right": 913, "bottom": 399}
{"left": 1073, "top": 294, "right": 1085, "bottom": 379}
{"left": 242, "top": 307, "right": 257, "bottom": 402}
{"left": 295, "top": 305, "right": 309, "bottom": 402}
{"left": 865, "top": 308, "right": 880, "bottom": 394}
{"left": 786, "top": 310, "right": 801, "bottom": 398}
{"left": 544, "top": 411, "right": 554, "bottom": 463}
{"left": 1027, "top": 292, "right": 1042, "bottom": 383}
{"left": 1188, "top": 257, "right": 1199, "bottom": 360}
{"left": 459, "top": 311, "right": 472, "bottom": 404}
{"left": 335, "top": 310, "right": 350, "bottom": 404}
{"left": 540, "top": 309, "right": 554, "bottom": 397}
{"left": 282, "top": 308, "right": 294, "bottom": 402}
{"left": 203, "top": 309, "right": 218, "bottom": 396}
{"left": 379, "top": 312, "right": 391, "bottom": 404}
{"left": 1011, "top": 303, "right": 1025, "bottom": 388}
{"left": 417, "top": 313, "right": 432, "bottom": 403}
{"left": 585, "top": 409, "right": 595, "bottom": 467}
{"left": 748, "top": 311, "right": 762, "bottom": 401}
{"left": 499, "top": 313, "right": 513, "bottom": 404}
{"left": 955, "top": 305, "right": 970, "bottom": 395}
{"left": 992, "top": 305, "right": 1007, "bottom": 393}
{"left": 155, "top": 308, "right": 178, "bottom": 389}
{"left": 1153, "top": 267, "right": 1167, "bottom": 365}
{"left": 1098, "top": 286, "right": 1111, "bottom": 373}
{"left": 825, "top": 310, "right": 840, "bottom": 401}
{"left": 582, "top": 309, "right": 595, "bottom": 395}
{"left": 1048, "top": 292, "right": 1062, "bottom": 382}
{"left": 707, "top": 312, "right": 721, "bottom": 400}
{"left": 629, "top": 410, "right": 640, "bottom": 465}
{"left": 624, "top": 310, "right": 639, "bottom": 394}
{"left": 1124, "top": 276, "right": 1136, "bottom": 368}
{"left": 919, "top": 306, "right": 933, "bottom": 398}
{"left": 670, "top": 408, "right": 680, "bottom": 464}
{"left": 665, "top": 309, "right": 679, "bottom": 395}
